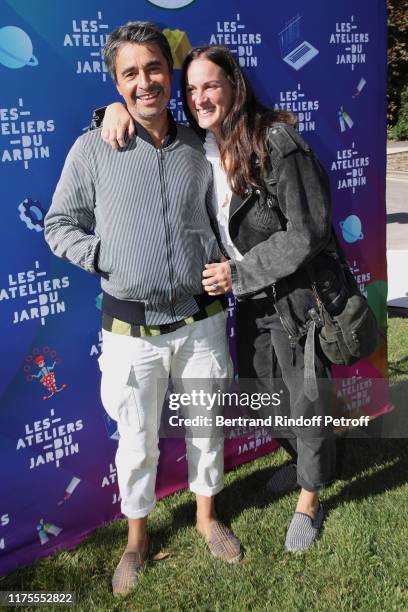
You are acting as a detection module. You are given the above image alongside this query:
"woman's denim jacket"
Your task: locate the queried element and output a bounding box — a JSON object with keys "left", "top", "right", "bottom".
{"left": 228, "top": 122, "right": 343, "bottom": 347}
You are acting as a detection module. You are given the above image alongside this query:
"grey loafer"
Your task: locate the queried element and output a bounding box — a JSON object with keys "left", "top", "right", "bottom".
{"left": 266, "top": 463, "right": 298, "bottom": 494}
{"left": 205, "top": 521, "right": 243, "bottom": 564}
{"left": 285, "top": 503, "right": 324, "bottom": 552}
{"left": 112, "top": 539, "right": 149, "bottom": 597}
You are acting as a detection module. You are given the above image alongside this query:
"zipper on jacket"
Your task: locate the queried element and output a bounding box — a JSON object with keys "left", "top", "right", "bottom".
{"left": 311, "top": 281, "right": 324, "bottom": 313}
{"left": 228, "top": 188, "right": 254, "bottom": 233}
{"left": 157, "top": 149, "right": 177, "bottom": 320}
{"left": 271, "top": 282, "right": 298, "bottom": 365}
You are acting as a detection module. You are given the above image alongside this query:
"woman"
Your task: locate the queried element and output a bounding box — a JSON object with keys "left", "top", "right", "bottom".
{"left": 101, "top": 45, "right": 337, "bottom": 553}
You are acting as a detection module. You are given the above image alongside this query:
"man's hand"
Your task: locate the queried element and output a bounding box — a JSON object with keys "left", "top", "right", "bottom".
{"left": 202, "top": 262, "right": 232, "bottom": 295}
{"left": 101, "top": 103, "right": 135, "bottom": 149}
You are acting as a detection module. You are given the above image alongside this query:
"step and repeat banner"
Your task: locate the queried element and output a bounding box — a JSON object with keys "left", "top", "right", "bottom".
{"left": 0, "top": 0, "right": 388, "bottom": 575}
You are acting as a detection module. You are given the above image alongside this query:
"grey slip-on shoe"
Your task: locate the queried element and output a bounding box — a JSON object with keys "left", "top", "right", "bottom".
{"left": 285, "top": 503, "right": 324, "bottom": 553}
{"left": 266, "top": 463, "right": 298, "bottom": 494}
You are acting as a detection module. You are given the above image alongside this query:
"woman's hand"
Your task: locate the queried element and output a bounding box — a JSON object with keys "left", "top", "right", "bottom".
{"left": 202, "top": 262, "right": 232, "bottom": 295}
{"left": 101, "top": 103, "right": 135, "bottom": 149}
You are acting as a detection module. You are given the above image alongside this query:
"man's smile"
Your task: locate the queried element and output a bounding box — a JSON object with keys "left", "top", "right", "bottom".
{"left": 136, "top": 89, "right": 162, "bottom": 102}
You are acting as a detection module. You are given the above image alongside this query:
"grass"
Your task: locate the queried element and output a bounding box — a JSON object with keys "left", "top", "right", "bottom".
{"left": 387, "top": 314, "right": 408, "bottom": 381}
{"left": 1, "top": 316, "right": 408, "bottom": 612}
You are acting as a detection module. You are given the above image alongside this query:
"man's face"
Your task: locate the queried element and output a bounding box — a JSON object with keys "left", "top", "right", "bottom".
{"left": 115, "top": 42, "right": 172, "bottom": 122}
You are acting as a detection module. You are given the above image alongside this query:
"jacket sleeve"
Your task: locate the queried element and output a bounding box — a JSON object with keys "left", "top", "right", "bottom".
{"left": 229, "top": 144, "right": 332, "bottom": 297}
{"left": 205, "top": 174, "right": 229, "bottom": 259}
{"left": 44, "top": 137, "right": 101, "bottom": 275}
{"left": 87, "top": 106, "right": 106, "bottom": 131}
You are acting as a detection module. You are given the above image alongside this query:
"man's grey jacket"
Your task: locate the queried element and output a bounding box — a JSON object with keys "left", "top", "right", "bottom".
{"left": 44, "top": 116, "right": 222, "bottom": 325}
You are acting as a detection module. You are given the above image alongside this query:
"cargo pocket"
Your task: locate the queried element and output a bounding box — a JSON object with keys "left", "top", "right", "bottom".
{"left": 318, "top": 320, "right": 346, "bottom": 365}
{"left": 210, "top": 311, "right": 234, "bottom": 381}
{"left": 209, "top": 345, "right": 234, "bottom": 382}
{"left": 98, "top": 351, "right": 143, "bottom": 431}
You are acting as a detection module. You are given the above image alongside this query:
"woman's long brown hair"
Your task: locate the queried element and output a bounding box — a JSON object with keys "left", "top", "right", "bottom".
{"left": 181, "top": 45, "right": 296, "bottom": 196}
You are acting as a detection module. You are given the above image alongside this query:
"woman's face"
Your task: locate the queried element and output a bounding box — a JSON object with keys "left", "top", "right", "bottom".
{"left": 186, "top": 58, "right": 233, "bottom": 138}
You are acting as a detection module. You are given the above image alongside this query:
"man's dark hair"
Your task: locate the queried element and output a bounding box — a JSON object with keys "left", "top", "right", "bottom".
{"left": 103, "top": 21, "right": 173, "bottom": 82}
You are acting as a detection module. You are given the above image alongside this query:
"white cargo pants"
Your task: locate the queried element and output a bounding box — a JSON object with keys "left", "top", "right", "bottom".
{"left": 98, "top": 311, "right": 232, "bottom": 519}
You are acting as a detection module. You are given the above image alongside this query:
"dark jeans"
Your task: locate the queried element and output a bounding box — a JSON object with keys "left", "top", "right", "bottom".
{"left": 236, "top": 298, "right": 336, "bottom": 492}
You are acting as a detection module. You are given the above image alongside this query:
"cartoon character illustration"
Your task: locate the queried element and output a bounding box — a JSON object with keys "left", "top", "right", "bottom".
{"left": 30, "top": 355, "right": 67, "bottom": 400}
{"left": 36, "top": 519, "right": 62, "bottom": 545}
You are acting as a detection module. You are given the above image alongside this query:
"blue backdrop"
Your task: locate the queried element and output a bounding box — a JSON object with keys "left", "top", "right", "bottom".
{"left": 0, "top": 0, "right": 388, "bottom": 575}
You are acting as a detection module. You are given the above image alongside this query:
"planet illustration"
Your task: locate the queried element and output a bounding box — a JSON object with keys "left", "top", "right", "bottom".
{"left": 147, "top": 0, "right": 195, "bottom": 8}
{"left": 339, "top": 215, "right": 364, "bottom": 243}
{"left": 0, "top": 26, "right": 38, "bottom": 69}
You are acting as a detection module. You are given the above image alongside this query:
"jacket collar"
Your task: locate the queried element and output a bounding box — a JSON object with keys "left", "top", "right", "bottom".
{"left": 133, "top": 110, "right": 177, "bottom": 148}
{"left": 229, "top": 188, "right": 255, "bottom": 219}
{"left": 229, "top": 192, "right": 244, "bottom": 218}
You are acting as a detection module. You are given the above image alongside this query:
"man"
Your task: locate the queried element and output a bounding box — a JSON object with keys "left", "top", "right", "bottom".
{"left": 44, "top": 21, "right": 242, "bottom": 596}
